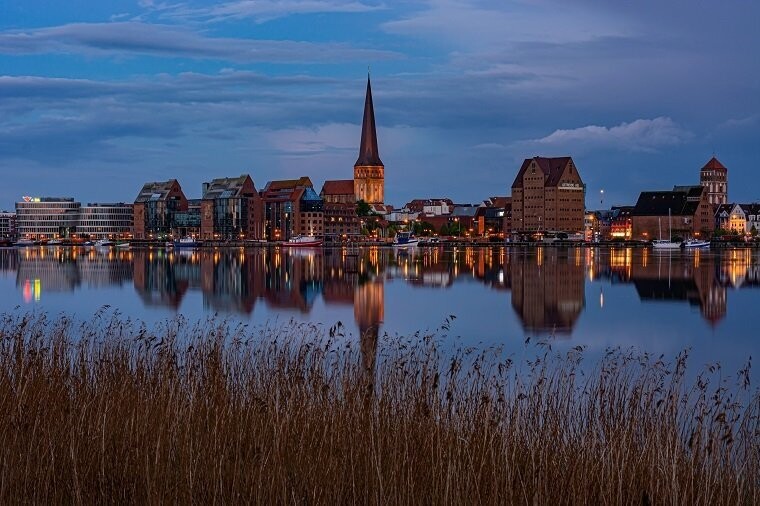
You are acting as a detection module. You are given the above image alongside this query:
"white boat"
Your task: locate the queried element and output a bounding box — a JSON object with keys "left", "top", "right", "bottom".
{"left": 13, "top": 238, "right": 36, "bottom": 247}
{"left": 281, "top": 235, "right": 323, "bottom": 247}
{"left": 47, "top": 239, "right": 63, "bottom": 246}
{"left": 652, "top": 210, "right": 680, "bottom": 249}
{"left": 173, "top": 237, "right": 201, "bottom": 248}
{"left": 393, "top": 231, "right": 419, "bottom": 248}
{"left": 682, "top": 239, "right": 710, "bottom": 249}
{"left": 115, "top": 242, "right": 130, "bottom": 249}
{"left": 652, "top": 239, "right": 682, "bottom": 249}
{"left": 94, "top": 239, "right": 114, "bottom": 247}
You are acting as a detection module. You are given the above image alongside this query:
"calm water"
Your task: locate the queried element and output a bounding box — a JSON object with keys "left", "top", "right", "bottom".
{"left": 0, "top": 245, "right": 757, "bottom": 377}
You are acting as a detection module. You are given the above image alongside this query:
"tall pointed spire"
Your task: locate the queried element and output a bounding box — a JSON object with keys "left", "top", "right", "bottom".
{"left": 355, "top": 74, "right": 383, "bottom": 167}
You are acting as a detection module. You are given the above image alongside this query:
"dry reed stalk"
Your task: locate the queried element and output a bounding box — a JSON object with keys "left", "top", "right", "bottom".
{"left": 0, "top": 311, "right": 756, "bottom": 504}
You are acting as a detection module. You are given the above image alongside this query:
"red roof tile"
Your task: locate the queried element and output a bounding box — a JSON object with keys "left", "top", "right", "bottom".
{"left": 321, "top": 179, "right": 354, "bottom": 196}
{"left": 701, "top": 156, "right": 727, "bottom": 171}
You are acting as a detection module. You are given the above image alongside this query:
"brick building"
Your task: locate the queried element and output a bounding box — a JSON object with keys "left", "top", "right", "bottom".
{"left": 630, "top": 185, "right": 714, "bottom": 240}
{"left": 700, "top": 156, "right": 728, "bottom": 207}
{"left": 200, "top": 175, "right": 263, "bottom": 241}
{"left": 353, "top": 75, "right": 384, "bottom": 204}
{"left": 260, "top": 177, "right": 321, "bottom": 241}
{"left": 510, "top": 156, "right": 585, "bottom": 237}
{"left": 133, "top": 179, "right": 188, "bottom": 240}
{"left": 320, "top": 180, "right": 360, "bottom": 241}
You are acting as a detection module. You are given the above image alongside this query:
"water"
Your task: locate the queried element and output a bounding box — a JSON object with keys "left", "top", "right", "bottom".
{"left": 0, "top": 245, "right": 757, "bottom": 378}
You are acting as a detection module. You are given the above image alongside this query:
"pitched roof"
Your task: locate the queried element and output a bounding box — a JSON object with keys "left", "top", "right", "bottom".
{"left": 320, "top": 179, "right": 354, "bottom": 196}
{"left": 202, "top": 174, "right": 254, "bottom": 200}
{"left": 511, "top": 157, "right": 574, "bottom": 189}
{"left": 701, "top": 156, "right": 727, "bottom": 171}
{"left": 632, "top": 186, "right": 705, "bottom": 216}
{"left": 263, "top": 177, "right": 313, "bottom": 192}
{"left": 355, "top": 75, "right": 383, "bottom": 167}
{"left": 134, "top": 179, "right": 182, "bottom": 203}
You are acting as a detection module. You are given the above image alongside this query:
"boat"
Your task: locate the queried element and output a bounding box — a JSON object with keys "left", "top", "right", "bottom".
{"left": 682, "top": 238, "right": 710, "bottom": 249}
{"left": 115, "top": 242, "right": 131, "bottom": 249}
{"left": 47, "top": 239, "right": 63, "bottom": 246}
{"left": 82, "top": 241, "right": 94, "bottom": 247}
{"left": 94, "top": 239, "right": 115, "bottom": 248}
{"left": 281, "top": 235, "right": 323, "bottom": 247}
{"left": 13, "top": 238, "right": 36, "bottom": 247}
{"left": 173, "top": 237, "right": 201, "bottom": 248}
{"left": 652, "top": 210, "right": 681, "bottom": 249}
{"left": 393, "top": 231, "right": 419, "bottom": 248}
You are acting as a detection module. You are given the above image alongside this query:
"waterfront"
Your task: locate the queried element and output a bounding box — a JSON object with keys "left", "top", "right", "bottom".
{"left": 0, "top": 245, "right": 757, "bottom": 379}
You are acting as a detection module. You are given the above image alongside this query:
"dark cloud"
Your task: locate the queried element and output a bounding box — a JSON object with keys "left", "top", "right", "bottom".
{"left": 0, "top": 22, "right": 398, "bottom": 63}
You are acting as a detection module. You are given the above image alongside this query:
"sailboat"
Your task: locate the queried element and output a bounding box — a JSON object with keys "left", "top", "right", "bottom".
{"left": 652, "top": 209, "right": 681, "bottom": 249}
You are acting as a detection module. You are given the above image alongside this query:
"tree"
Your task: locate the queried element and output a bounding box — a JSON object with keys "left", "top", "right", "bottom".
{"left": 356, "top": 200, "right": 372, "bottom": 217}
{"left": 751, "top": 224, "right": 758, "bottom": 238}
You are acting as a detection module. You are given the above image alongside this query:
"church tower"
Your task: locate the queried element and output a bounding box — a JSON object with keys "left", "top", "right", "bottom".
{"left": 353, "top": 75, "right": 385, "bottom": 204}
{"left": 700, "top": 156, "right": 728, "bottom": 206}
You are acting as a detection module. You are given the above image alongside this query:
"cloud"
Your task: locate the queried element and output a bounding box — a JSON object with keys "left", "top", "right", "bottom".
{"left": 521, "top": 118, "right": 693, "bottom": 153}
{"left": 167, "top": 0, "right": 383, "bottom": 23}
{"left": 0, "top": 22, "right": 397, "bottom": 63}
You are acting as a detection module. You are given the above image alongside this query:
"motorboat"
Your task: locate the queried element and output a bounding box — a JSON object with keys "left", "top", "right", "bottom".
{"left": 281, "top": 235, "right": 323, "bottom": 247}
{"left": 47, "top": 239, "right": 63, "bottom": 246}
{"left": 173, "top": 237, "right": 201, "bottom": 248}
{"left": 682, "top": 239, "right": 710, "bottom": 249}
{"left": 393, "top": 231, "right": 419, "bottom": 248}
{"left": 13, "top": 238, "right": 36, "bottom": 247}
{"left": 115, "top": 242, "right": 131, "bottom": 249}
{"left": 94, "top": 239, "right": 114, "bottom": 248}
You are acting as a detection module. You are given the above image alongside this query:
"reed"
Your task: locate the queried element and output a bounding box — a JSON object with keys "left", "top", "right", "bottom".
{"left": 0, "top": 310, "right": 756, "bottom": 504}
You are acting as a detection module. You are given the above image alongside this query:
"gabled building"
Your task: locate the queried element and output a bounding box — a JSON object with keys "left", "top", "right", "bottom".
{"left": 510, "top": 156, "right": 585, "bottom": 236}
{"left": 320, "top": 180, "right": 359, "bottom": 241}
{"left": 260, "top": 177, "right": 317, "bottom": 241}
{"left": 133, "top": 179, "right": 188, "bottom": 240}
{"left": 716, "top": 203, "right": 760, "bottom": 235}
{"left": 630, "top": 185, "right": 713, "bottom": 240}
{"left": 200, "top": 175, "right": 263, "bottom": 241}
{"left": 353, "top": 75, "right": 384, "bottom": 204}
{"left": 700, "top": 156, "right": 728, "bottom": 207}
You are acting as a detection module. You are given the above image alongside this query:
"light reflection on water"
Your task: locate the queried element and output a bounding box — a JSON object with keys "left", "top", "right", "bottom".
{"left": 0, "top": 245, "right": 758, "bottom": 379}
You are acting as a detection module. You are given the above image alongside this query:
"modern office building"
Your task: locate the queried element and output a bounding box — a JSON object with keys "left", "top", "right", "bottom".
{"left": 200, "top": 175, "right": 264, "bottom": 240}
{"left": 510, "top": 156, "right": 586, "bottom": 237}
{"left": 0, "top": 211, "right": 15, "bottom": 240}
{"left": 15, "top": 197, "right": 81, "bottom": 239}
{"left": 133, "top": 179, "right": 188, "bottom": 239}
{"left": 77, "top": 203, "right": 133, "bottom": 239}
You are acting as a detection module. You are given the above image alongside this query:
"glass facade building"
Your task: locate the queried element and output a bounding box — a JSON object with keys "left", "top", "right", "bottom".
{"left": 15, "top": 198, "right": 81, "bottom": 239}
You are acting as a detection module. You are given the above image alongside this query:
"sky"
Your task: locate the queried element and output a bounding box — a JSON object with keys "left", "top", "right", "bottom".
{"left": 1, "top": 0, "right": 758, "bottom": 210}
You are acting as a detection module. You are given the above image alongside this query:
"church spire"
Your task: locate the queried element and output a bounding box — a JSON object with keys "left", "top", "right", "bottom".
{"left": 355, "top": 74, "right": 383, "bottom": 167}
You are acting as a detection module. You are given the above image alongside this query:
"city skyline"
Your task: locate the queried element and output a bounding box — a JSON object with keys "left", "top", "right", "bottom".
{"left": 1, "top": 1, "right": 758, "bottom": 210}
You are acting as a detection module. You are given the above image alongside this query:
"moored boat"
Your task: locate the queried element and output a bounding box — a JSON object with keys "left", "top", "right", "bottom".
{"left": 13, "top": 238, "right": 36, "bottom": 247}
{"left": 652, "top": 239, "right": 682, "bottom": 249}
{"left": 393, "top": 231, "right": 419, "bottom": 248}
{"left": 281, "top": 235, "right": 323, "bottom": 247}
{"left": 115, "top": 242, "right": 130, "bottom": 249}
{"left": 173, "top": 237, "right": 201, "bottom": 248}
{"left": 682, "top": 239, "right": 710, "bottom": 249}
{"left": 94, "top": 239, "right": 115, "bottom": 248}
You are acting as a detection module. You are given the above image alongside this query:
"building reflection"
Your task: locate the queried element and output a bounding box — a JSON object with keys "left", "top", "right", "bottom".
{"left": 2, "top": 245, "right": 759, "bottom": 339}
{"left": 509, "top": 248, "right": 586, "bottom": 335}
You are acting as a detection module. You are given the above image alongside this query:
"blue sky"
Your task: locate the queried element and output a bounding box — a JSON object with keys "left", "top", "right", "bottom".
{"left": 1, "top": 0, "right": 758, "bottom": 209}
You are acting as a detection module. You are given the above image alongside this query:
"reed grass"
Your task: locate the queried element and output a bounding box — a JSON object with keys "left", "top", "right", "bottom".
{"left": 0, "top": 310, "right": 757, "bottom": 504}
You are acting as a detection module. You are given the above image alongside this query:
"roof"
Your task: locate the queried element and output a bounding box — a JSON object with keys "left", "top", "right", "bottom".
{"left": 320, "top": 179, "right": 354, "bottom": 196}
{"left": 134, "top": 179, "right": 182, "bottom": 203}
{"left": 738, "top": 203, "right": 760, "bottom": 216}
{"left": 452, "top": 206, "right": 478, "bottom": 218}
{"left": 202, "top": 174, "right": 254, "bottom": 200}
{"left": 511, "top": 157, "right": 574, "bottom": 189}
{"left": 632, "top": 186, "right": 705, "bottom": 216}
{"left": 355, "top": 75, "right": 383, "bottom": 167}
{"left": 263, "top": 177, "right": 313, "bottom": 192}
{"left": 701, "top": 156, "right": 727, "bottom": 172}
